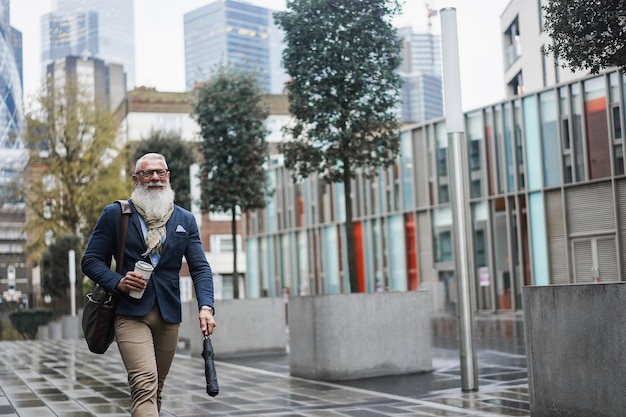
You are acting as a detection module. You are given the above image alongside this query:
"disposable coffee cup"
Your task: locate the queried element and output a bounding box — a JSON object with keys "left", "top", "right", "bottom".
{"left": 129, "top": 260, "right": 154, "bottom": 299}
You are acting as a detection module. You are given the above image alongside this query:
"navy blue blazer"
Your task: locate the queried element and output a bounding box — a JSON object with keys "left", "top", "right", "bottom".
{"left": 81, "top": 200, "right": 214, "bottom": 323}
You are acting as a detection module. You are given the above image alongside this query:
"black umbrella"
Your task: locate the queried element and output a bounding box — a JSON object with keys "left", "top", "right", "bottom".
{"left": 202, "top": 330, "right": 219, "bottom": 397}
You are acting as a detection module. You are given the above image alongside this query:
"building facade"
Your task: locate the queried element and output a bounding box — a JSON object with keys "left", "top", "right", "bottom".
{"left": 183, "top": 0, "right": 288, "bottom": 94}
{"left": 243, "top": 69, "right": 626, "bottom": 314}
{"left": 41, "top": 0, "right": 135, "bottom": 89}
{"left": 501, "top": 0, "right": 589, "bottom": 98}
{"left": 47, "top": 56, "right": 126, "bottom": 111}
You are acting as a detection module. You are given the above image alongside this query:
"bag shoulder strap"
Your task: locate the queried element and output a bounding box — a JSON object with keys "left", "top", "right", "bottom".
{"left": 115, "top": 200, "right": 132, "bottom": 274}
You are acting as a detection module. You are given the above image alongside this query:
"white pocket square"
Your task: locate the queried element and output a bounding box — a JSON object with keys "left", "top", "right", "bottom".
{"left": 175, "top": 225, "right": 187, "bottom": 233}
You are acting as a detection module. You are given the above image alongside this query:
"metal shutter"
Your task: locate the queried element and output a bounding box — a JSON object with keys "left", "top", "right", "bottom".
{"left": 616, "top": 179, "right": 626, "bottom": 280}
{"left": 597, "top": 236, "right": 618, "bottom": 282}
{"left": 546, "top": 190, "right": 568, "bottom": 284}
{"left": 572, "top": 239, "right": 593, "bottom": 283}
{"left": 566, "top": 182, "right": 614, "bottom": 235}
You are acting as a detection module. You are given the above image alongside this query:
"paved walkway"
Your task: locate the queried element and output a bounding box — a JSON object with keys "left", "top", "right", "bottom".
{"left": 0, "top": 314, "right": 530, "bottom": 416}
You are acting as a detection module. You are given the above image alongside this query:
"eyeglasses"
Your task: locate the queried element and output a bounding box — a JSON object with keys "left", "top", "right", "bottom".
{"left": 135, "top": 169, "right": 170, "bottom": 179}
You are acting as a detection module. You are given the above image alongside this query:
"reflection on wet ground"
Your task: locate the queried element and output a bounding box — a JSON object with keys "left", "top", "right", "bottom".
{"left": 0, "top": 312, "right": 529, "bottom": 416}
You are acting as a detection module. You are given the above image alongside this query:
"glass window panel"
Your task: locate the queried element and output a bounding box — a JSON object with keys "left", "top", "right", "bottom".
{"left": 612, "top": 105, "right": 622, "bottom": 140}
{"left": 561, "top": 117, "right": 571, "bottom": 149}
{"left": 297, "top": 231, "right": 309, "bottom": 295}
{"left": 522, "top": 96, "right": 542, "bottom": 190}
{"left": 433, "top": 207, "right": 453, "bottom": 263}
{"left": 323, "top": 226, "right": 340, "bottom": 294}
{"left": 503, "top": 102, "right": 515, "bottom": 192}
{"left": 563, "top": 154, "right": 573, "bottom": 183}
{"left": 583, "top": 76, "right": 611, "bottom": 179}
{"left": 514, "top": 100, "right": 525, "bottom": 190}
{"left": 388, "top": 215, "right": 407, "bottom": 291}
{"left": 245, "top": 238, "right": 260, "bottom": 297}
{"left": 571, "top": 83, "right": 585, "bottom": 181}
{"left": 539, "top": 91, "right": 561, "bottom": 187}
{"left": 400, "top": 131, "right": 415, "bottom": 210}
{"left": 614, "top": 145, "right": 624, "bottom": 176}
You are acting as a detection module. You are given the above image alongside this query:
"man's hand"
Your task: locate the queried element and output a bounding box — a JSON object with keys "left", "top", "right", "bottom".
{"left": 116, "top": 271, "right": 147, "bottom": 293}
{"left": 199, "top": 307, "right": 217, "bottom": 335}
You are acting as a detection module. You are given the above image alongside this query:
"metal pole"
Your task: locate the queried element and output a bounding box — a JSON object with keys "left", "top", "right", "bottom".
{"left": 69, "top": 249, "right": 76, "bottom": 317}
{"left": 440, "top": 7, "right": 478, "bottom": 392}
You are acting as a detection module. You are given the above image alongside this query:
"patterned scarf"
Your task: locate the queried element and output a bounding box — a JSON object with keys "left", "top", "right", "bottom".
{"left": 133, "top": 203, "right": 174, "bottom": 256}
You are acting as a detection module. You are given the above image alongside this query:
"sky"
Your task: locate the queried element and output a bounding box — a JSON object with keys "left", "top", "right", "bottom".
{"left": 9, "top": 0, "right": 510, "bottom": 111}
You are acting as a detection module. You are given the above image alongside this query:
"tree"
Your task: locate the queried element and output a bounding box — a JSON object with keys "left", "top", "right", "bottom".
{"left": 192, "top": 64, "right": 270, "bottom": 299}
{"left": 22, "top": 80, "right": 133, "bottom": 264}
{"left": 41, "top": 235, "right": 80, "bottom": 308}
{"left": 543, "top": 0, "right": 626, "bottom": 74}
{"left": 274, "top": 0, "right": 403, "bottom": 293}
{"left": 132, "top": 130, "right": 196, "bottom": 210}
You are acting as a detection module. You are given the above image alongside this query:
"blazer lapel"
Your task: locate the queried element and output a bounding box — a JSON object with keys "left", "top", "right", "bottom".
{"left": 161, "top": 207, "right": 180, "bottom": 253}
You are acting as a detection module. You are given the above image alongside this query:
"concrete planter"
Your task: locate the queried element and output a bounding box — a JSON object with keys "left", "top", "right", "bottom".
{"left": 288, "top": 291, "right": 433, "bottom": 380}
{"left": 523, "top": 283, "right": 626, "bottom": 417}
{"left": 180, "top": 297, "right": 287, "bottom": 358}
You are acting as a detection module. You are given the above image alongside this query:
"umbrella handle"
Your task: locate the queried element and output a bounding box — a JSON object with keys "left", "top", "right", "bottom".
{"left": 203, "top": 329, "right": 210, "bottom": 339}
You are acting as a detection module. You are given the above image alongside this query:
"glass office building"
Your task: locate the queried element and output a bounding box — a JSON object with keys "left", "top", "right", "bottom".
{"left": 0, "top": 0, "right": 23, "bottom": 152}
{"left": 183, "top": 0, "right": 288, "bottom": 93}
{"left": 41, "top": 0, "right": 135, "bottom": 88}
{"left": 0, "top": 0, "right": 28, "bottom": 307}
{"left": 244, "top": 69, "right": 626, "bottom": 314}
{"left": 0, "top": 0, "right": 25, "bottom": 203}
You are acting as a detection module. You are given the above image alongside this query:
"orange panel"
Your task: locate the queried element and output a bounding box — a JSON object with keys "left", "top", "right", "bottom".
{"left": 404, "top": 213, "right": 419, "bottom": 290}
{"left": 353, "top": 222, "right": 366, "bottom": 292}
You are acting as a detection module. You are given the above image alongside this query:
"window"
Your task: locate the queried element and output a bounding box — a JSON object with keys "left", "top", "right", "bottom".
{"left": 612, "top": 105, "right": 622, "bottom": 140}
{"left": 210, "top": 234, "right": 242, "bottom": 253}
{"left": 437, "top": 148, "right": 447, "bottom": 176}
{"left": 436, "top": 230, "right": 453, "bottom": 263}
{"left": 469, "top": 140, "right": 481, "bottom": 171}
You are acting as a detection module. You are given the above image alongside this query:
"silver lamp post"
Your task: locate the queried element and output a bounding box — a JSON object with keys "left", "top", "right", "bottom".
{"left": 440, "top": 7, "right": 478, "bottom": 392}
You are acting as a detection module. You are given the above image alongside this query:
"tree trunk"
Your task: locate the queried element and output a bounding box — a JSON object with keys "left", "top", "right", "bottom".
{"left": 343, "top": 163, "right": 359, "bottom": 293}
{"left": 231, "top": 207, "right": 240, "bottom": 299}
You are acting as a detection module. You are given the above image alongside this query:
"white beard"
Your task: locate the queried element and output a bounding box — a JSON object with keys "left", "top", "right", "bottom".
{"left": 131, "top": 182, "right": 176, "bottom": 219}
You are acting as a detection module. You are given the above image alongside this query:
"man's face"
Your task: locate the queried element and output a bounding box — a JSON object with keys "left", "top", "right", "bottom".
{"left": 132, "top": 159, "right": 170, "bottom": 191}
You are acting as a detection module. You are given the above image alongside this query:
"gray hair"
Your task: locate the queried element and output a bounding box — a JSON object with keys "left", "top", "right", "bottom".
{"left": 135, "top": 153, "right": 168, "bottom": 173}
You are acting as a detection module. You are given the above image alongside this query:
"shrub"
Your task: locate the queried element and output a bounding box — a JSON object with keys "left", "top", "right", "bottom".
{"left": 9, "top": 309, "right": 54, "bottom": 339}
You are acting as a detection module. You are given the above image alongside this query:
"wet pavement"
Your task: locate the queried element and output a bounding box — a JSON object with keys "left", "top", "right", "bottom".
{"left": 0, "top": 312, "right": 529, "bottom": 416}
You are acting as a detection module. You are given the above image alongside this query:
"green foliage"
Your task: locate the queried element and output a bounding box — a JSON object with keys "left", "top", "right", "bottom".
{"left": 22, "top": 80, "right": 134, "bottom": 261}
{"left": 42, "top": 235, "right": 81, "bottom": 299}
{"left": 192, "top": 63, "right": 270, "bottom": 299}
{"left": 543, "top": 0, "right": 626, "bottom": 74}
{"left": 192, "top": 64, "right": 270, "bottom": 214}
{"left": 9, "top": 309, "right": 54, "bottom": 340}
{"left": 0, "top": 319, "right": 25, "bottom": 341}
{"left": 275, "top": 0, "right": 403, "bottom": 292}
{"left": 132, "top": 131, "right": 196, "bottom": 210}
{"left": 275, "top": 0, "right": 403, "bottom": 183}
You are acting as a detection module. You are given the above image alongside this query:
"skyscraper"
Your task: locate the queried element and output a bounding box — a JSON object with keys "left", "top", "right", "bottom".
{"left": 0, "top": 0, "right": 26, "bottom": 203}
{"left": 183, "top": 0, "right": 288, "bottom": 93}
{"left": 41, "top": 0, "right": 135, "bottom": 88}
{"left": 0, "top": 0, "right": 23, "bottom": 151}
{"left": 397, "top": 27, "right": 444, "bottom": 124}
{"left": 0, "top": 0, "right": 29, "bottom": 308}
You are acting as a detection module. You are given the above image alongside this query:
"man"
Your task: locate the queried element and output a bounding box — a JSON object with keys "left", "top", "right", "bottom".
{"left": 82, "top": 153, "right": 216, "bottom": 416}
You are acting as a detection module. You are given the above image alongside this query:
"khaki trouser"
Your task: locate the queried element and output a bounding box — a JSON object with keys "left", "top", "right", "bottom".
{"left": 115, "top": 304, "right": 179, "bottom": 417}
